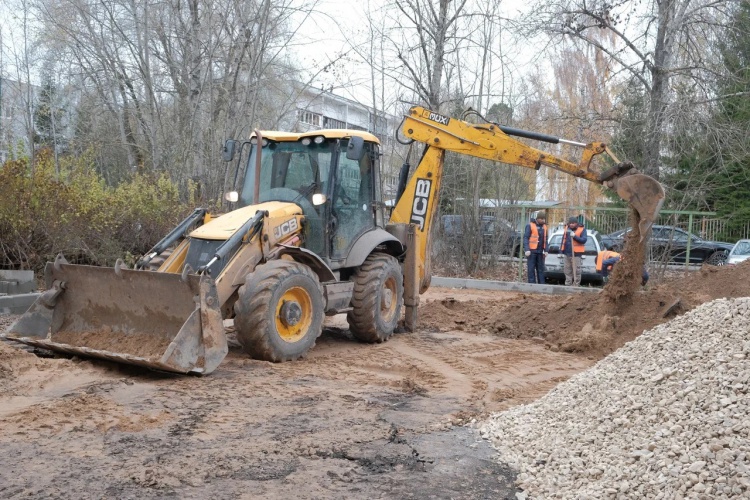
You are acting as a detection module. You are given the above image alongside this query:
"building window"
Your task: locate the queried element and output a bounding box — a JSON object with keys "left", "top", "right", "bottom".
{"left": 324, "top": 117, "right": 346, "bottom": 129}
{"left": 298, "top": 109, "right": 322, "bottom": 127}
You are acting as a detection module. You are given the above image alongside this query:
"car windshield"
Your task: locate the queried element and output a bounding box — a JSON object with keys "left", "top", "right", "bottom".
{"left": 240, "top": 139, "right": 334, "bottom": 206}
{"left": 732, "top": 241, "right": 750, "bottom": 255}
{"left": 661, "top": 227, "right": 695, "bottom": 242}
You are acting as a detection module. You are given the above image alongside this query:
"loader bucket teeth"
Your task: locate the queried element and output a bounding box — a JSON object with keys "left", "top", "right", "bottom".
{"left": 613, "top": 173, "right": 665, "bottom": 239}
{"left": 3, "top": 263, "right": 227, "bottom": 375}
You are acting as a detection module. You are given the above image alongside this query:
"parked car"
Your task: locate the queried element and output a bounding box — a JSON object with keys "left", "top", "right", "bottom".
{"left": 544, "top": 228, "right": 605, "bottom": 285}
{"left": 728, "top": 239, "right": 750, "bottom": 265}
{"left": 441, "top": 214, "right": 522, "bottom": 256}
{"left": 604, "top": 225, "right": 733, "bottom": 265}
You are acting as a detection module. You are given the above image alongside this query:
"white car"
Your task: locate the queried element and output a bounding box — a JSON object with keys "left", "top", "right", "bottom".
{"left": 728, "top": 239, "right": 750, "bottom": 265}
{"left": 544, "top": 228, "right": 606, "bottom": 285}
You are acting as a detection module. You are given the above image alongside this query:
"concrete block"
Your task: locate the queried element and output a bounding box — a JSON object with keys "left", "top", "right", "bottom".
{"left": 431, "top": 277, "right": 601, "bottom": 295}
{"left": 0, "top": 293, "right": 41, "bottom": 315}
{"left": 0, "top": 270, "right": 36, "bottom": 295}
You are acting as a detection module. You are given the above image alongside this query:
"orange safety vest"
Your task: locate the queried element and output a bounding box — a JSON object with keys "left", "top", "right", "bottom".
{"left": 596, "top": 250, "right": 621, "bottom": 272}
{"left": 562, "top": 226, "right": 586, "bottom": 254}
{"left": 528, "top": 223, "right": 547, "bottom": 250}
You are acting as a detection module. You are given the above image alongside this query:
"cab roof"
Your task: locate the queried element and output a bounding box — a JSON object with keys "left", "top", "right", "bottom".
{"left": 253, "top": 129, "right": 381, "bottom": 144}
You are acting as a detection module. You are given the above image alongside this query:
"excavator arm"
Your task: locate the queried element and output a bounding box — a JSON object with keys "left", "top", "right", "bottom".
{"left": 389, "top": 106, "right": 665, "bottom": 302}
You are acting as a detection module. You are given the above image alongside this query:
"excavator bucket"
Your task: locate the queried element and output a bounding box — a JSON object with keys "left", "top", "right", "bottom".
{"left": 612, "top": 173, "right": 665, "bottom": 238}
{"left": 3, "top": 257, "right": 227, "bottom": 375}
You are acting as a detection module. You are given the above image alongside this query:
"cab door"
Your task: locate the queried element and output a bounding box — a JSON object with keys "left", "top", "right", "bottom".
{"left": 330, "top": 140, "right": 376, "bottom": 260}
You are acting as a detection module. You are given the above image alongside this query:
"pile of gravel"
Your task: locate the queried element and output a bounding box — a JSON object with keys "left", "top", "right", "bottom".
{"left": 480, "top": 297, "right": 750, "bottom": 498}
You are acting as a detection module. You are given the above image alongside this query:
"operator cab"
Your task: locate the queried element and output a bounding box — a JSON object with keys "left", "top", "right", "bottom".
{"left": 224, "top": 131, "right": 384, "bottom": 268}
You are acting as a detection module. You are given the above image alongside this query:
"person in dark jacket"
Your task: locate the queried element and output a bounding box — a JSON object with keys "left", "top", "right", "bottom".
{"left": 560, "top": 216, "right": 587, "bottom": 286}
{"left": 523, "top": 212, "right": 548, "bottom": 284}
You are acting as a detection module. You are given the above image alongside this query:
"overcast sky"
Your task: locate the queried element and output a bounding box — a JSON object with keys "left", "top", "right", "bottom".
{"left": 0, "top": 0, "right": 532, "bottom": 112}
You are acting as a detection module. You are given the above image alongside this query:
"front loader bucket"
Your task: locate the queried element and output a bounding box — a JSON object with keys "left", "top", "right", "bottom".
{"left": 612, "top": 173, "right": 665, "bottom": 238}
{"left": 3, "top": 259, "right": 227, "bottom": 375}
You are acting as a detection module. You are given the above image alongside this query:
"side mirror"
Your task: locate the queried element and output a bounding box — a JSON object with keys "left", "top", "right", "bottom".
{"left": 223, "top": 139, "right": 237, "bottom": 162}
{"left": 548, "top": 245, "right": 560, "bottom": 254}
{"left": 346, "top": 136, "right": 365, "bottom": 161}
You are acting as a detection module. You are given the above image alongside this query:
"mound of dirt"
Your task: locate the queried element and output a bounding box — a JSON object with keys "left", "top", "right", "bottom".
{"left": 420, "top": 259, "right": 750, "bottom": 358}
{"left": 0, "top": 340, "right": 43, "bottom": 380}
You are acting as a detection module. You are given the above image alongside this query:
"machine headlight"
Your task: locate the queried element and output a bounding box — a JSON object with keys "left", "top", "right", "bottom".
{"left": 301, "top": 137, "right": 312, "bottom": 146}
{"left": 224, "top": 191, "right": 239, "bottom": 202}
{"left": 312, "top": 193, "right": 327, "bottom": 206}
{"left": 313, "top": 135, "right": 325, "bottom": 144}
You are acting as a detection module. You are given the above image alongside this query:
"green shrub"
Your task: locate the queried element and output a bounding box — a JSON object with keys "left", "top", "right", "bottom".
{"left": 0, "top": 149, "right": 193, "bottom": 272}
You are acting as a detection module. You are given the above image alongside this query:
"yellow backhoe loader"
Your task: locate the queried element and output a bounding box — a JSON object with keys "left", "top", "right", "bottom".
{"left": 4, "top": 106, "right": 664, "bottom": 375}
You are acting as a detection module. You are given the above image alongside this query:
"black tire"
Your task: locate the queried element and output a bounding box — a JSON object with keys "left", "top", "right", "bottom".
{"left": 706, "top": 250, "right": 728, "bottom": 266}
{"left": 147, "top": 248, "right": 174, "bottom": 271}
{"left": 234, "top": 260, "right": 324, "bottom": 362}
{"left": 347, "top": 253, "right": 403, "bottom": 343}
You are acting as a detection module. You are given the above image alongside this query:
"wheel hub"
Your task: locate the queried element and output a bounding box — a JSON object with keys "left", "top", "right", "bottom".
{"left": 279, "top": 300, "right": 302, "bottom": 327}
{"left": 381, "top": 288, "right": 393, "bottom": 310}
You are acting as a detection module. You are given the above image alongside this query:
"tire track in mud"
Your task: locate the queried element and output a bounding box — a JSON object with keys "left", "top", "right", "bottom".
{"left": 0, "top": 288, "right": 593, "bottom": 498}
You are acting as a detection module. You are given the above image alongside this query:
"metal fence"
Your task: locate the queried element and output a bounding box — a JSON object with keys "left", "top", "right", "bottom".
{"left": 697, "top": 218, "right": 750, "bottom": 242}
{"left": 434, "top": 204, "right": 747, "bottom": 280}
{"left": 478, "top": 205, "right": 748, "bottom": 244}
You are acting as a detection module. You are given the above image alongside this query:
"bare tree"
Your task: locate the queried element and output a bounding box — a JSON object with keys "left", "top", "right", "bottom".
{"left": 385, "top": 0, "right": 470, "bottom": 110}
{"left": 520, "top": 0, "right": 736, "bottom": 179}
{"left": 33, "top": 0, "right": 319, "bottom": 200}
{"left": 1, "top": 0, "right": 39, "bottom": 169}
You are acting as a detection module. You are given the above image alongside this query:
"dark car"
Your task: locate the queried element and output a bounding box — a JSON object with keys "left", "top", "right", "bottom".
{"left": 441, "top": 215, "right": 522, "bottom": 256}
{"left": 604, "top": 225, "right": 733, "bottom": 265}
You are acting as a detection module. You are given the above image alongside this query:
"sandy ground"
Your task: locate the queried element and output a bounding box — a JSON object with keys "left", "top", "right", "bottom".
{"left": 0, "top": 287, "right": 592, "bottom": 499}
{"left": 3, "top": 257, "right": 748, "bottom": 499}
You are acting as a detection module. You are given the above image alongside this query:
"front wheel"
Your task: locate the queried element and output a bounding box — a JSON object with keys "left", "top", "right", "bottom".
{"left": 234, "top": 260, "right": 324, "bottom": 362}
{"left": 347, "top": 253, "right": 403, "bottom": 343}
{"left": 706, "top": 250, "right": 728, "bottom": 266}
{"left": 147, "top": 248, "right": 173, "bottom": 271}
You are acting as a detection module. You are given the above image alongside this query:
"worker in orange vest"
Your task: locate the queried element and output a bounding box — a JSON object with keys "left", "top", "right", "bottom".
{"left": 597, "top": 244, "right": 650, "bottom": 286}
{"left": 596, "top": 246, "right": 621, "bottom": 283}
{"left": 523, "top": 211, "right": 548, "bottom": 284}
{"left": 560, "top": 216, "right": 587, "bottom": 286}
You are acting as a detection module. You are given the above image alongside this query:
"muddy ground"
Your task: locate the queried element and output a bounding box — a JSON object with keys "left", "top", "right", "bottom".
{"left": 2, "top": 261, "right": 749, "bottom": 499}
{"left": 0, "top": 287, "right": 592, "bottom": 500}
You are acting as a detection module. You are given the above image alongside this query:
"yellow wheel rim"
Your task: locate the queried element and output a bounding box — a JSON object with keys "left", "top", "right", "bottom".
{"left": 275, "top": 286, "right": 313, "bottom": 343}
{"left": 380, "top": 276, "right": 398, "bottom": 322}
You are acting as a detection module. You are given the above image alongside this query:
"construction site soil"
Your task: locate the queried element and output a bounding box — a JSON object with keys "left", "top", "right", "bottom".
{"left": 2, "top": 260, "right": 749, "bottom": 498}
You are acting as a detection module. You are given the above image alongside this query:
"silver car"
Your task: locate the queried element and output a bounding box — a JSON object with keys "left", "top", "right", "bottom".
{"left": 545, "top": 228, "right": 605, "bottom": 285}
{"left": 728, "top": 239, "right": 750, "bottom": 265}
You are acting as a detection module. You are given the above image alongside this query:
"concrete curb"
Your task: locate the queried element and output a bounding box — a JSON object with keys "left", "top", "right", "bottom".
{"left": 0, "top": 293, "right": 40, "bottom": 315}
{"left": 0, "top": 270, "right": 36, "bottom": 295}
{"left": 431, "top": 277, "right": 601, "bottom": 295}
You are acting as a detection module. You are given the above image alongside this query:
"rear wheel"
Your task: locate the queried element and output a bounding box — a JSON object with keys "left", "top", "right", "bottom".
{"left": 234, "top": 260, "right": 324, "bottom": 362}
{"left": 347, "top": 253, "right": 403, "bottom": 343}
{"left": 706, "top": 250, "right": 728, "bottom": 266}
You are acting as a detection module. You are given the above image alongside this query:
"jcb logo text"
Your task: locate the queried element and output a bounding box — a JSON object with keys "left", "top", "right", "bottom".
{"left": 273, "top": 218, "right": 299, "bottom": 239}
{"left": 410, "top": 179, "right": 432, "bottom": 231}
